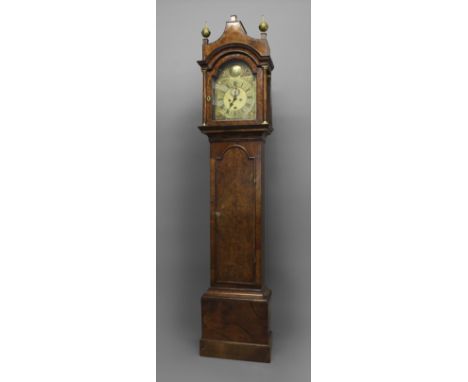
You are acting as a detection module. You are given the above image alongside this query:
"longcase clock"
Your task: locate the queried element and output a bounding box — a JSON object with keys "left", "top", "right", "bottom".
{"left": 197, "top": 15, "right": 274, "bottom": 363}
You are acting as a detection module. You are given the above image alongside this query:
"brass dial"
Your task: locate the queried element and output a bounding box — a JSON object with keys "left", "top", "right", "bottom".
{"left": 212, "top": 61, "right": 256, "bottom": 121}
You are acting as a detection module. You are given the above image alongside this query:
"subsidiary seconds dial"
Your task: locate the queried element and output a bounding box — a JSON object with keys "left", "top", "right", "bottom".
{"left": 213, "top": 61, "right": 256, "bottom": 121}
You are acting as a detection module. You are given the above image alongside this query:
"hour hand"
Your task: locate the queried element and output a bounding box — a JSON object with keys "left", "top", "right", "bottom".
{"left": 227, "top": 94, "right": 237, "bottom": 111}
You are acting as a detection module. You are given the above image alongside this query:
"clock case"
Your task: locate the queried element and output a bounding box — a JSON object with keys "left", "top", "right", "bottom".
{"left": 198, "top": 16, "right": 274, "bottom": 363}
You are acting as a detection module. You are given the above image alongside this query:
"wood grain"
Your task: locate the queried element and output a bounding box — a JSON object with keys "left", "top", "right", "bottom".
{"left": 214, "top": 145, "right": 256, "bottom": 284}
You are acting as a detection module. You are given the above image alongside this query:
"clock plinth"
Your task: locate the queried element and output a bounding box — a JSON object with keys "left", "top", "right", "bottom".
{"left": 200, "top": 287, "right": 271, "bottom": 363}
{"left": 197, "top": 16, "right": 274, "bottom": 363}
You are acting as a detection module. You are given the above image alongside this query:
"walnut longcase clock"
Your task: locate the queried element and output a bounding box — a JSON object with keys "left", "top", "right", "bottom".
{"left": 198, "top": 15, "right": 274, "bottom": 363}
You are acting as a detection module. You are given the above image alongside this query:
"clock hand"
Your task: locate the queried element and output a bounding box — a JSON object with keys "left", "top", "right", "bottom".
{"left": 227, "top": 92, "right": 238, "bottom": 112}
{"left": 229, "top": 95, "right": 237, "bottom": 107}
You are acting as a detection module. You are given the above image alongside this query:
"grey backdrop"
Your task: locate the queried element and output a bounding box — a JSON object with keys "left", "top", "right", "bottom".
{"left": 157, "top": 0, "right": 310, "bottom": 381}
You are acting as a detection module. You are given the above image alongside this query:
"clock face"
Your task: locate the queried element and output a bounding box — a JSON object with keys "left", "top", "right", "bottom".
{"left": 212, "top": 61, "right": 256, "bottom": 121}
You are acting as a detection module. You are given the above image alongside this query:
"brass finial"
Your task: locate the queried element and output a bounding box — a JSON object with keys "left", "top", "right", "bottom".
{"left": 201, "top": 22, "right": 211, "bottom": 38}
{"left": 259, "top": 15, "right": 269, "bottom": 32}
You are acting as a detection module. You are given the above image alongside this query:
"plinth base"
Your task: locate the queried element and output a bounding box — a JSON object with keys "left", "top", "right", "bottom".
{"left": 200, "top": 287, "right": 272, "bottom": 363}
{"left": 200, "top": 335, "right": 271, "bottom": 363}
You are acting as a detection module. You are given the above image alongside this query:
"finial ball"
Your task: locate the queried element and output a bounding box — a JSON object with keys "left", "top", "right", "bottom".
{"left": 259, "top": 16, "right": 269, "bottom": 32}
{"left": 201, "top": 23, "right": 211, "bottom": 38}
